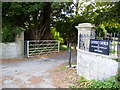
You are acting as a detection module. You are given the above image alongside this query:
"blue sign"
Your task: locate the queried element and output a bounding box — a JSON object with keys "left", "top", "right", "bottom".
{"left": 89, "top": 39, "right": 110, "bottom": 55}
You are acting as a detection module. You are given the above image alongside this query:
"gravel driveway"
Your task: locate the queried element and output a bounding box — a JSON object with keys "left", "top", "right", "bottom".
{"left": 2, "top": 50, "right": 77, "bottom": 88}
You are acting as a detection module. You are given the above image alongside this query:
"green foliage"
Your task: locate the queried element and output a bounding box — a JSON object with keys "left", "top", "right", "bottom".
{"left": 79, "top": 2, "right": 120, "bottom": 33}
{"left": 2, "top": 2, "right": 120, "bottom": 43}
{"left": 94, "top": 2, "right": 120, "bottom": 33}
{"left": 54, "top": 2, "right": 119, "bottom": 44}
{"left": 113, "top": 58, "right": 120, "bottom": 62}
{"left": 51, "top": 27, "right": 64, "bottom": 43}
{"left": 52, "top": 3, "right": 78, "bottom": 44}
{"left": 69, "top": 85, "right": 76, "bottom": 88}
{"left": 53, "top": 65, "right": 66, "bottom": 72}
{"left": 96, "top": 24, "right": 107, "bottom": 34}
{"left": 60, "top": 45, "right": 68, "bottom": 51}
{"left": 2, "top": 26, "right": 24, "bottom": 42}
{"left": 69, "top": 70, "right": 75, "bottom": 73}
{"left": 77, "top": 76, "right": 87, "bottom": 83}
{"left": 55, "top": 16, "right": 78, "bottom": 44}
{"left": 116, "top": 68, "right": 120, "bottom": 82}
{"left": 110, "top": 49, "right": 116, "bottom": 54}
{"left": 60, "top": 44, "right": 76, "bottom": 51}
{"left": 70, "top": 69, "right": 120, "bottom": 88}
{"left": 2, "top": 2, "right": 52, "bottom": 41}
{"left": 85, "top": 75, "right": 120, "bottom": 88}
{"left": 111, "top": 42, "right": 117, "bottom": 45}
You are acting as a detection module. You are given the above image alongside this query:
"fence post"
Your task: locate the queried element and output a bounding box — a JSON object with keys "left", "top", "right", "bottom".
{"left": 58, "top": 40, "right": 60, "bottom": 52}
{"left": 27, "top": 41, "right": 29, "bottom": 57}
{"left": 68, "top": 43, "right": 71, "bottom": 67}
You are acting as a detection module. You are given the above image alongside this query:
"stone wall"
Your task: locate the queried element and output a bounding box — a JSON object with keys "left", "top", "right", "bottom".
{"left": 0, "top": 31, "right": 24, "bottom": 59}
{"left": 0, "top": 43, "right": 17, "bottom": 59}
{"left": 77, "top": 48, "right": 118, "bottom": 80}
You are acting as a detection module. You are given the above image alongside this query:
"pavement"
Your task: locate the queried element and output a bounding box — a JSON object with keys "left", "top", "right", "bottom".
{"left": 2, "top": 50, "right": 77, "bottom": 88}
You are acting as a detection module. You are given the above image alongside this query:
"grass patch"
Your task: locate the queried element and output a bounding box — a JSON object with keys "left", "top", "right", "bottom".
{"left": 69, "top": 70, "right": 75, "bottom": 73}
{"left": 53, "top": 66, "right": 66, "bottom": 72}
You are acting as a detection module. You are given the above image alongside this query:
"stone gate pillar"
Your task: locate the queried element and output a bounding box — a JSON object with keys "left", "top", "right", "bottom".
{"left": 75, "top": 23, "right": 95, "bottom": 50}
{"left": 75, "top": 23, "right": 96, "bottom": 80}
{"left": 15, "top": 31, "right": 24, "bottom": 58}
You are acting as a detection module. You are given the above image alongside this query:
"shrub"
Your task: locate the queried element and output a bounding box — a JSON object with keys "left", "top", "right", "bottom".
{"left": 70, "top": 69, "right": 120, "bottom": 88}
{"left": 2, "top": 26, "right": 24, "bottom": 42}
{"left": 86, "top": 76, "right": 120, "bottom": 88}
{"left": 110, "top": 49, "right": 116, "bottom": 54}
{"left": 85, "top": 69, "right": 120, "bottom": 88}
{"left": 60, "top": 45, "right": 68, "bottom": 51}
{"left": 113, "top": 58, "right": 120, "bottom": 62}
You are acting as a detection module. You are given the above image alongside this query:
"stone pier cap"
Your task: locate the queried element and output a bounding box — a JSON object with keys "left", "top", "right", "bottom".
{"left": 75, "top": 23, "right": 95, "bottom": 28}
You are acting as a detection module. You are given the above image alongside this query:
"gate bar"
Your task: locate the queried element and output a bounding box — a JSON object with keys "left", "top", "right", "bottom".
{"left": 27, "top": 41, "right": 29, "bottom": 57}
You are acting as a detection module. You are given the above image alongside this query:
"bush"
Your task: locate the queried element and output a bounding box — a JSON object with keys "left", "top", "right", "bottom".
{"left": 113, "top": 58, "right": 120, "bottom": 62}
{"left": 2, "top": 26, "right": 24, "bottom": 42}
{"left": 85, "top": 69, "right": 120, "bottom": 88}
{"left": 110, "top": 49, "right": 116, "bottom": 54}
{"left": 70, "top": 69, "right": 120, "bottom": 88}
{"left": 51, "top": 27, "right": 64, "bottom": 43}
{"left": 60, "top": 45, "right": 68, "bottom": 51}
{"left": 86, "top": 76, "right": 120, "bottom": 88}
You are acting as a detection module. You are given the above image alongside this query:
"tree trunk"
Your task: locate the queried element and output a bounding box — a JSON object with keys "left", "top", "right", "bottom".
{"left": 41, "top": 2, "right": 52, "bottom": 40}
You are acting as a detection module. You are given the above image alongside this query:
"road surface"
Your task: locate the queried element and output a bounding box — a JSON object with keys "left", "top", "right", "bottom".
{"left": 2, "top": 50, "right": 77, "bottom": 88}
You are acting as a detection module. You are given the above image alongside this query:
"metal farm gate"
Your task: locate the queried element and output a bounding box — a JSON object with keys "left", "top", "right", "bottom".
{"left": 25, "top": 40, "right": 60, "bottom": 57}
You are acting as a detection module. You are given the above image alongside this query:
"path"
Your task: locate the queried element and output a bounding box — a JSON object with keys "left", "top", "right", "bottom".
{"left": 2, "top": 50, "right": 77, "bottom": 88}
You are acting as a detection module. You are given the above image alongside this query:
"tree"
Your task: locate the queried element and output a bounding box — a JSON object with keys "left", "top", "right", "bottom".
{"left": 52, "top": 2, "right": 78, "bottom": 44}
{"left": 2, "top": 2, "right": 52, "bottom": 42}
{"left": 2, "top": 2, "right": 120, "bottom": 43}
{"left": 80, "top": 2, "right": 120, "bottom": 33}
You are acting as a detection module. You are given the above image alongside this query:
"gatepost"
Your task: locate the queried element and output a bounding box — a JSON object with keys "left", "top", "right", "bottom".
{"left": 15, "top": 31, "right": 24, "bottom": 58}
{"left": 75, "top": 23, "right": 95, "bottom": 50}
{"left": 75, "top": 23, "right": 96, "bottom": 79}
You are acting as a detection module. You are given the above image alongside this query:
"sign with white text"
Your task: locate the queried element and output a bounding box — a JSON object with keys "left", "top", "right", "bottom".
{"left": 89, "top": 39, "right": 110, "bottom": 55}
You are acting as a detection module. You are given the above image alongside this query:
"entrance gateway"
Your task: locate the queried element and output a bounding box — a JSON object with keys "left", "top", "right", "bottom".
{"left": 75, "top": 23, "right": 118, "bottom": 80}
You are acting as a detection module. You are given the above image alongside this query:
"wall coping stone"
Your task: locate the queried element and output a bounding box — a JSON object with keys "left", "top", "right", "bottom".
{"left": 77, "top": 47, "right": 117, "bottom": 60}
{"left": 75, "top": 23, "right": 96, "bottom": 28}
